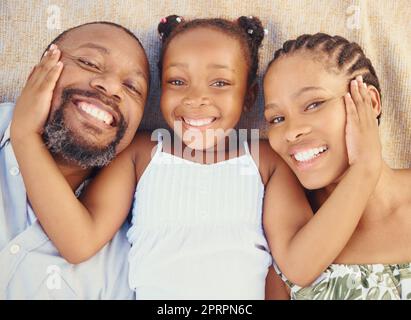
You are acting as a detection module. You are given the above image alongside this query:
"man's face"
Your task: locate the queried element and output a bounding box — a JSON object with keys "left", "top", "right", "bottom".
{"left": 43, "top": 23, "right": 149, "bottom": 168}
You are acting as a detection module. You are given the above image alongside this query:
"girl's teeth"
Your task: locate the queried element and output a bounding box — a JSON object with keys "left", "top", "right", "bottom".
{"left": 78, "top": 102, "right": 113, "bottom": 125}
{"left": 294, "top": 146, "right": 328, "bottom": 162}
{"left": 183, "top": 117, "right": 215, "bottom": 127}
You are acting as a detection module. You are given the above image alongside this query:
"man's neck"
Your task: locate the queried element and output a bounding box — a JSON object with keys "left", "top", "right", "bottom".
{"left": 55, "top": 158, "right": 93, "bottom": 191}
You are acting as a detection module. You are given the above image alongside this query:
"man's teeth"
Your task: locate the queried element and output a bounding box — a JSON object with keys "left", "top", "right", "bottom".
{"left": 78, "top": 101, "right": 113, "bottom": 125}
{"left": 294, "top": 146, "right": 328, "bottom": 162}
{"left": 183, "top": 117, "right": 215, "bottom": 127}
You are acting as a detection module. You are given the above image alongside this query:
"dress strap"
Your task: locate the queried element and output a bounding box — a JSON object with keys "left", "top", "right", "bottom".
{"left": 157, "top": 131, "right": 163, "bottom": 151}
{"left": 242, "top": 139, "right": 262, "bottom": 179}
{"left": 151, "top": 130, "right": 164, "bottom": 158}
{"left": 243, "top": 139, "right": 251, "bottom": 156}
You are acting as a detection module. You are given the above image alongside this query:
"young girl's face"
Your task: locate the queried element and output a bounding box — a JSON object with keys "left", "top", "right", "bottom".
{"left": 263, "top": 52, "right": 350, "bottom": 190}
{"left": 160, "top": 27, "right": 248, "bottom": 150}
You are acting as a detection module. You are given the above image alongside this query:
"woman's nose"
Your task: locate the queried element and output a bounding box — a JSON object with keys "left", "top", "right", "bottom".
{"left": 284, "top": 120, "right": 312, "bottom": 142}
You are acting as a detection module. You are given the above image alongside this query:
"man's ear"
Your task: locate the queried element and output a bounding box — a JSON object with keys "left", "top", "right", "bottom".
{"left": 366, "top": 85, "right": 382, "bottom": 123}
{"left": 244, "top": 82, "right": 258, "bottom": 112}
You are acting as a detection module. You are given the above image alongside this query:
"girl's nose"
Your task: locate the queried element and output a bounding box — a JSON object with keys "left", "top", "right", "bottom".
{"left": 182, "top": 86, "right": 209, "bottom": 108}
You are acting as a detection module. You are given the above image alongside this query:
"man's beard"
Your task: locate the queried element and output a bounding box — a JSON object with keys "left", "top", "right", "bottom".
{"left": 42, "top": 88, "right": 127, "bottom": 169}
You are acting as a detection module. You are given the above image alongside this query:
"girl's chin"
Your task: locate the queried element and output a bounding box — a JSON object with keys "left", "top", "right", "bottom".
{"left": 182, "top": 138, "right": 219, "bottom": 151}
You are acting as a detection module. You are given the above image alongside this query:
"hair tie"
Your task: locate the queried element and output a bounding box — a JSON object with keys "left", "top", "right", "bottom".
{"left": 160, "top": 17, "right": 167, "bottom": 24}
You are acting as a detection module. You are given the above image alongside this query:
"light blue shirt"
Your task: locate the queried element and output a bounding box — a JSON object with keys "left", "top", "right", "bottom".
{"left": 0, "top": 102, "right": 134, "bottom": 299}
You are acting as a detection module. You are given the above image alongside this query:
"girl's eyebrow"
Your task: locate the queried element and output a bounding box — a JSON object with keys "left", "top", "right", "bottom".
{"left": 165, "top": 63, "right": 235, "bottom": 73}
{"left": 207, "top": 64, "right": 235, "bottom": 73}
{"left": 166, "top": 62, "right": 188, "bottom": 70}
{"left": 264, "top": 102, "right": 279, "bottom": 110}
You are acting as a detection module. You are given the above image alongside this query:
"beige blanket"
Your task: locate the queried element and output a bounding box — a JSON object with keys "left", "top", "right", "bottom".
{"left": 1, "top": 0, "right": 409, "bottom": 167}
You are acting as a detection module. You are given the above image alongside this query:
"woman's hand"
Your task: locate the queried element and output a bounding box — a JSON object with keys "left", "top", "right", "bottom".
{"left": 344, "top": 75, "right": 382, "bottom": 178}
{"left": 10, "top": 44, "right": 63, "bottom": 144}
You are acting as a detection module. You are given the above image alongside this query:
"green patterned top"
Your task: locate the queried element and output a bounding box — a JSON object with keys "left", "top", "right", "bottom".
{"left": 275, "top": 263, "right": 411, "bottom": 300}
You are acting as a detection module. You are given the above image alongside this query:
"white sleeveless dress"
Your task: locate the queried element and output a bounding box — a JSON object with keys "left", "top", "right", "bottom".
{"left": 127, "top": 134, "right": 272, "bottom": 299}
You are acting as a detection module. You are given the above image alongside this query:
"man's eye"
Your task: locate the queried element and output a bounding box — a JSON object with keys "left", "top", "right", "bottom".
{"left": 169, "top": 79, "right": 185, "bottom": 86}
{"left": 305, "top": 101, "right": 323, "bottom": 111}
{"left": 211, "top": 80, "right": 229, "bottom": 87}
{"left": 78, "top": 59, "right": 99, "bottom": 69}
{"left": 269, "top": 116, "right": 285, "bottom": 125}
{"left": 124, "top": 83, "right": 141, "bottom": 95}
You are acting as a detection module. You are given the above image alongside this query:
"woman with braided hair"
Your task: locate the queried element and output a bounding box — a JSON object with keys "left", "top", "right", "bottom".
{"left": 263, "top": 33, "right": 411, "bottom": 299}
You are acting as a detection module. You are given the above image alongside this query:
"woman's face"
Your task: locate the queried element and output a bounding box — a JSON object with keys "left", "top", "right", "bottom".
{"left": 263, "top": 52, "right": 351, "bottom": 189}
{"left": 160, "top": 27, "right": 248, "bottom": 151}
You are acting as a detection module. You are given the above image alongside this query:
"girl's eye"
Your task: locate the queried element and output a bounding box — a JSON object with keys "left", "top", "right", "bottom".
{"left": 305, "top": 101, "right": 324, "bottom": 111}
{"left": 78, "top": 58, "right": 99, "bottom": 69}
{"left": 211, "top": 80, "right": 229, "bottom": 88}
{"left": 269, "top": 116, "right": 285, "bottom": 125}
{"left": 124, "top": 83, "right": 141, "bottom": 96}
{"left": 169, "top": 79, "right": 185, "bottom": 86}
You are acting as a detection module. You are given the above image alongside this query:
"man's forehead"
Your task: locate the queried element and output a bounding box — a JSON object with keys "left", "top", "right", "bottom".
{"left": 59, "top": 24, "right": 135, "bottom": 48}
{"left": 57, "top": 23, "right": 149, "bottom": 76}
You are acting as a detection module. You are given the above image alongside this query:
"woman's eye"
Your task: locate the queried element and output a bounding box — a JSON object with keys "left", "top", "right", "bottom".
{"left": 305, "top": 101, "right": 323, "bottom": 111}
{"left": 78, "top": 59, "right": 99, "bottom": 69}
{"left": 169, "top": 79, "right": 185, "bottom": 86}
{"left": 269, "top": 116, "right": 285, "bottom": 125}
{"left": 211, "top": 80, "right": 229, "bottom": 87}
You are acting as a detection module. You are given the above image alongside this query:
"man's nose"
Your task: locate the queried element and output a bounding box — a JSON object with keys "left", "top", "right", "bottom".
{"left": 90, "top": 74, "right": 123, "bottom": 103}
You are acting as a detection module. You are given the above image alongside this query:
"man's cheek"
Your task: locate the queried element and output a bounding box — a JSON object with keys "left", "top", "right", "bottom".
{"left": 50, "top": 87, "right": 64, "bottom": 114}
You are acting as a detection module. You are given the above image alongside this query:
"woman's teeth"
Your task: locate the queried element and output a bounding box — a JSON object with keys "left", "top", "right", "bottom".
{"left": 77, "top": 102, "right": 113, "bottom": 126}
{"left": 183, "top": 117, "right": 216, "bottom": 127}
{"left": 293, "top": 146, "right": 328, "bottom": 162}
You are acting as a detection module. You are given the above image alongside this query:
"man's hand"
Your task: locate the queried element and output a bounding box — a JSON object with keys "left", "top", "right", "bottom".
{"left": 10, "top": 44, "right": 63, "bottom": 144}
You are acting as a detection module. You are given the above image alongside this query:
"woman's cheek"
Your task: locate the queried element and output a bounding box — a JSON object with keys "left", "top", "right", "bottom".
{"left": 267, "top": 129, "right": 284, "bottom": 157}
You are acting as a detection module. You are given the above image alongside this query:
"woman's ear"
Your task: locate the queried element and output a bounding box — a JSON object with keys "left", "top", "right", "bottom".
{"left": 244, "top": 82, "right": 258, "bottom": 112}
{"left": 366, "top": 84, "right": 382, "bottom": 120}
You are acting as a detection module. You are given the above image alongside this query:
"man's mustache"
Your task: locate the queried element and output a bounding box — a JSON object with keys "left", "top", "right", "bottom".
{"left": 61, "top": 87, "right": 122, "bottom": 119}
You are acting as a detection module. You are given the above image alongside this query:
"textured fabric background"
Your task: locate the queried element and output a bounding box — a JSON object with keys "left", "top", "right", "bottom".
{"left": 0, "top": 0, "right": 410, "bottom": 168}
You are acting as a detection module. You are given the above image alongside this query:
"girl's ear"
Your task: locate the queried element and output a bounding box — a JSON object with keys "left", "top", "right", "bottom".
{"left": 244, "top": 82, "right": 258, "bottom": 112}
{"left": 366, "top": 84, "right": 382, "bottom": 120}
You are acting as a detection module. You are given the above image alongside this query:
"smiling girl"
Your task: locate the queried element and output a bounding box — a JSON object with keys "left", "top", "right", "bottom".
{"left": 263, "top": 33, "right": 411, "bottom": 299}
